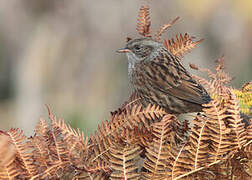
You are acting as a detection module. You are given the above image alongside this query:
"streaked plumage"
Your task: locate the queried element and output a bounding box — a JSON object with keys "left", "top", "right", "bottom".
{"left": 117, "top": 37, "right": 211, "bottom": 114}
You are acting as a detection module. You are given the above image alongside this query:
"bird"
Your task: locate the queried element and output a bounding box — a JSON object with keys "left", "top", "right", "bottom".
{"left": 117, "top": 37, "right": 211, "bottom": 114}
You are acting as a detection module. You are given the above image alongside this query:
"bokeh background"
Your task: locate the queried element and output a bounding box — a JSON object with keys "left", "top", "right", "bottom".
{"left": 0, "top": 0, "right": 251, "bottom": 135}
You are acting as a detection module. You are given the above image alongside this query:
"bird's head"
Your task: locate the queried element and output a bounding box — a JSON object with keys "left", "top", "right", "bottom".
{"left": 117, "top": 38, "right": 163, "bottom": 64}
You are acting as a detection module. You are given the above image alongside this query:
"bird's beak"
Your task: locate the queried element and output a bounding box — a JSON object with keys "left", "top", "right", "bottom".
{"left": 116, "top": 48, "right": 130, "bottom": 53}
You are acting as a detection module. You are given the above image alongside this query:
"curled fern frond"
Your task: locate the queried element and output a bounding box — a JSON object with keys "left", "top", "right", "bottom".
{"left": 164, "top": 33, "right": 203, "bottom": 58}
{"left": 154, "top": 16, "right": 180, "bottom": 41}
{"left": 137, "top": 5, "right": 152, "bottom": 37}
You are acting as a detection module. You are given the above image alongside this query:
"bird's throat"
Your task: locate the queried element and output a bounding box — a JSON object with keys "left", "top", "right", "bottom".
{"left": 127, "top": 61, "right": 135, "bottom": 79}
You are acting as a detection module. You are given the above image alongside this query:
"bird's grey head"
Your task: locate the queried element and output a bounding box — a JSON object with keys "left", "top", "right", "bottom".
{"left": 117, "top": 38, "right": 163, "bottom": 65}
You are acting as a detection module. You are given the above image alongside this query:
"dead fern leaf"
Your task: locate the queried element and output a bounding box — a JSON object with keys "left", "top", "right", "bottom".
{"left": 0, "top": 158, "right": 25, "bottom": 179}
{"left": 202, "top": 98, "right": 234, "bottom": 161}
{"left": 190, "top": 56, "right": 231, "bottom": 97}
{"left": 168, "top": 92, "right": 243, "bottom": 179}
{"left": 110, "top": 144, "right": 142, "bottom": 180}
{"left": 164, "top": 33, "right": 203, "bottom": 58}
{"left": 89, "top": 129, "right": 115, "bottom": 163}
{"left": 225, "top": 89, "right": 247, "bottom": 149}
{"left": 143, "top": 114, "right": 176, "bottom": 179}
{"left": 120, "top": 127, "right": 154, "bottom": 147}
{"left": 31, "top": 116, "right": 75, "bottom": 179}
{"left": 0, "top": 132, "right": 18, "bottom": 179}
{"left": 168, "top": 114, "right": 216, "bottom": 179}
{"left": 77, "top": 159, "right": 111, "bottom": 179}
{"left": 51, "top": 116, "right": 88, "bottom": 156}
{"left": 228, "top": 150, "right": 252, "bottom": 180}
{"left": 7, "top": 128, "right": 38, "bottom": 177}
{"left": 1, "top": 6, "right": 251, "bottom": 180}
{"left": 29, "top": 134, "right": 50, "bottom": 171}
{"left": 111, "top": 104, "right": 166, "bottom": 131}
{"left": 89, "top": 103, "right": 165, "bottom": 163}
{"left": 246, "top": 117, "right": 252, "bottom": 145}
{"left": 86, "top": 160, "right": 111, "bottom": 174}
{"left": 91, "top": 103, "right": 166, "bottom": 162}
{"left": 154, "top": 16, "right": 180, "bottom": 41}
{"left": 30, "top": 160, "right": 69, "bottom": 180}
{"left": 30, "top": 118, "right": 51, "bottom": 168}
{"left": 49, "top": 114, "right": 70, "bottom": 164}
{"left": 35, "top": 117, "right": 49, "bottom": 136}
{"left": 0, "top": 133, "right": 15, "bottom": 167}
{"left": 137, "top": 5, "right": 152, "bottom": 37}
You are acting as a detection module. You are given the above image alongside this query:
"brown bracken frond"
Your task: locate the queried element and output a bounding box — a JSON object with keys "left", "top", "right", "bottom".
{"left": 167, "top": 96, "right": 237, "bottom": 179}
{"left": 143, "top": 115, "right": 177, "bottom": 179}
{"left": 51, "top": 116, "right": 88, "bottom": 157}
{"left": 168, "top": 114, "right": 218, "bottom": 179}
{"left": 109, "top": 104, "right": 166, "bottom": 136}
{"left": 8, "top": 129, "right": 38, "bottom": 178}
{"left": 110, "top": 144, "right": 142, "bottom": 180}
{"left": 0, "top": 132, "right": 17, "bottom": 179}
{"left": 137, "top": 5, "right": 152, "bottom": 37}
{"left": 225, "top": 89, "right": 247, "bottom": 149}
{"left": 89, "top": 104, "right": 166, "bottom": 164}
{"left": 190, "top": 56, "right": 232, "bottom": 96}
{"left": 86, "top": 160, "right": 111, "bottom": 174}
{"left": 29, "top": 119, "right": 51, "bottom": 171}
{"left": 201, "top": 95, "right": 234, "bottom": 161}
{"left": 0, "top": 132, "right": 15, "bottom": 167}
{"left": 111, "top": 104, "right": 166, "bottom": 131}
{"left": 0, "top": 109, "right": 91, "bottom": 179}
{"left": 154, "top": 16, "right": 180, "bottom": 41}
{"left": 164, "top": 33, "right": 203, "bottom": 58}
{"left": 120, "top": 127, "right": 154, "bottom": 147}
{"left": 245, "top": 118, "right": 252, "bottom": 160}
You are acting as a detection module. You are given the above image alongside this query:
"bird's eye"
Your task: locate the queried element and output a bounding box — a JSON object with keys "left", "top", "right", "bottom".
{"left": 134, "top": 45, "right": 141, "bottom": 51}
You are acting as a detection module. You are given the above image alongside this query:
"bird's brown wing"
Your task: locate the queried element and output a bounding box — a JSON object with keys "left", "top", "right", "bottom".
{"left": 141, "top": 59, "right": 210, "bottom": 105}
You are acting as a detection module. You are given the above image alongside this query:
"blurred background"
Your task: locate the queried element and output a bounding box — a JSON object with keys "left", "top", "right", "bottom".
{"left": 0, "top": 0, "right": 251, "bottom": 135}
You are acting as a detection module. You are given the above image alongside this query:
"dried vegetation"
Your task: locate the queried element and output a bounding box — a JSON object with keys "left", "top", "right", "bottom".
{"left": 0, "top": 5, "right": 251, "bottom": 180}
